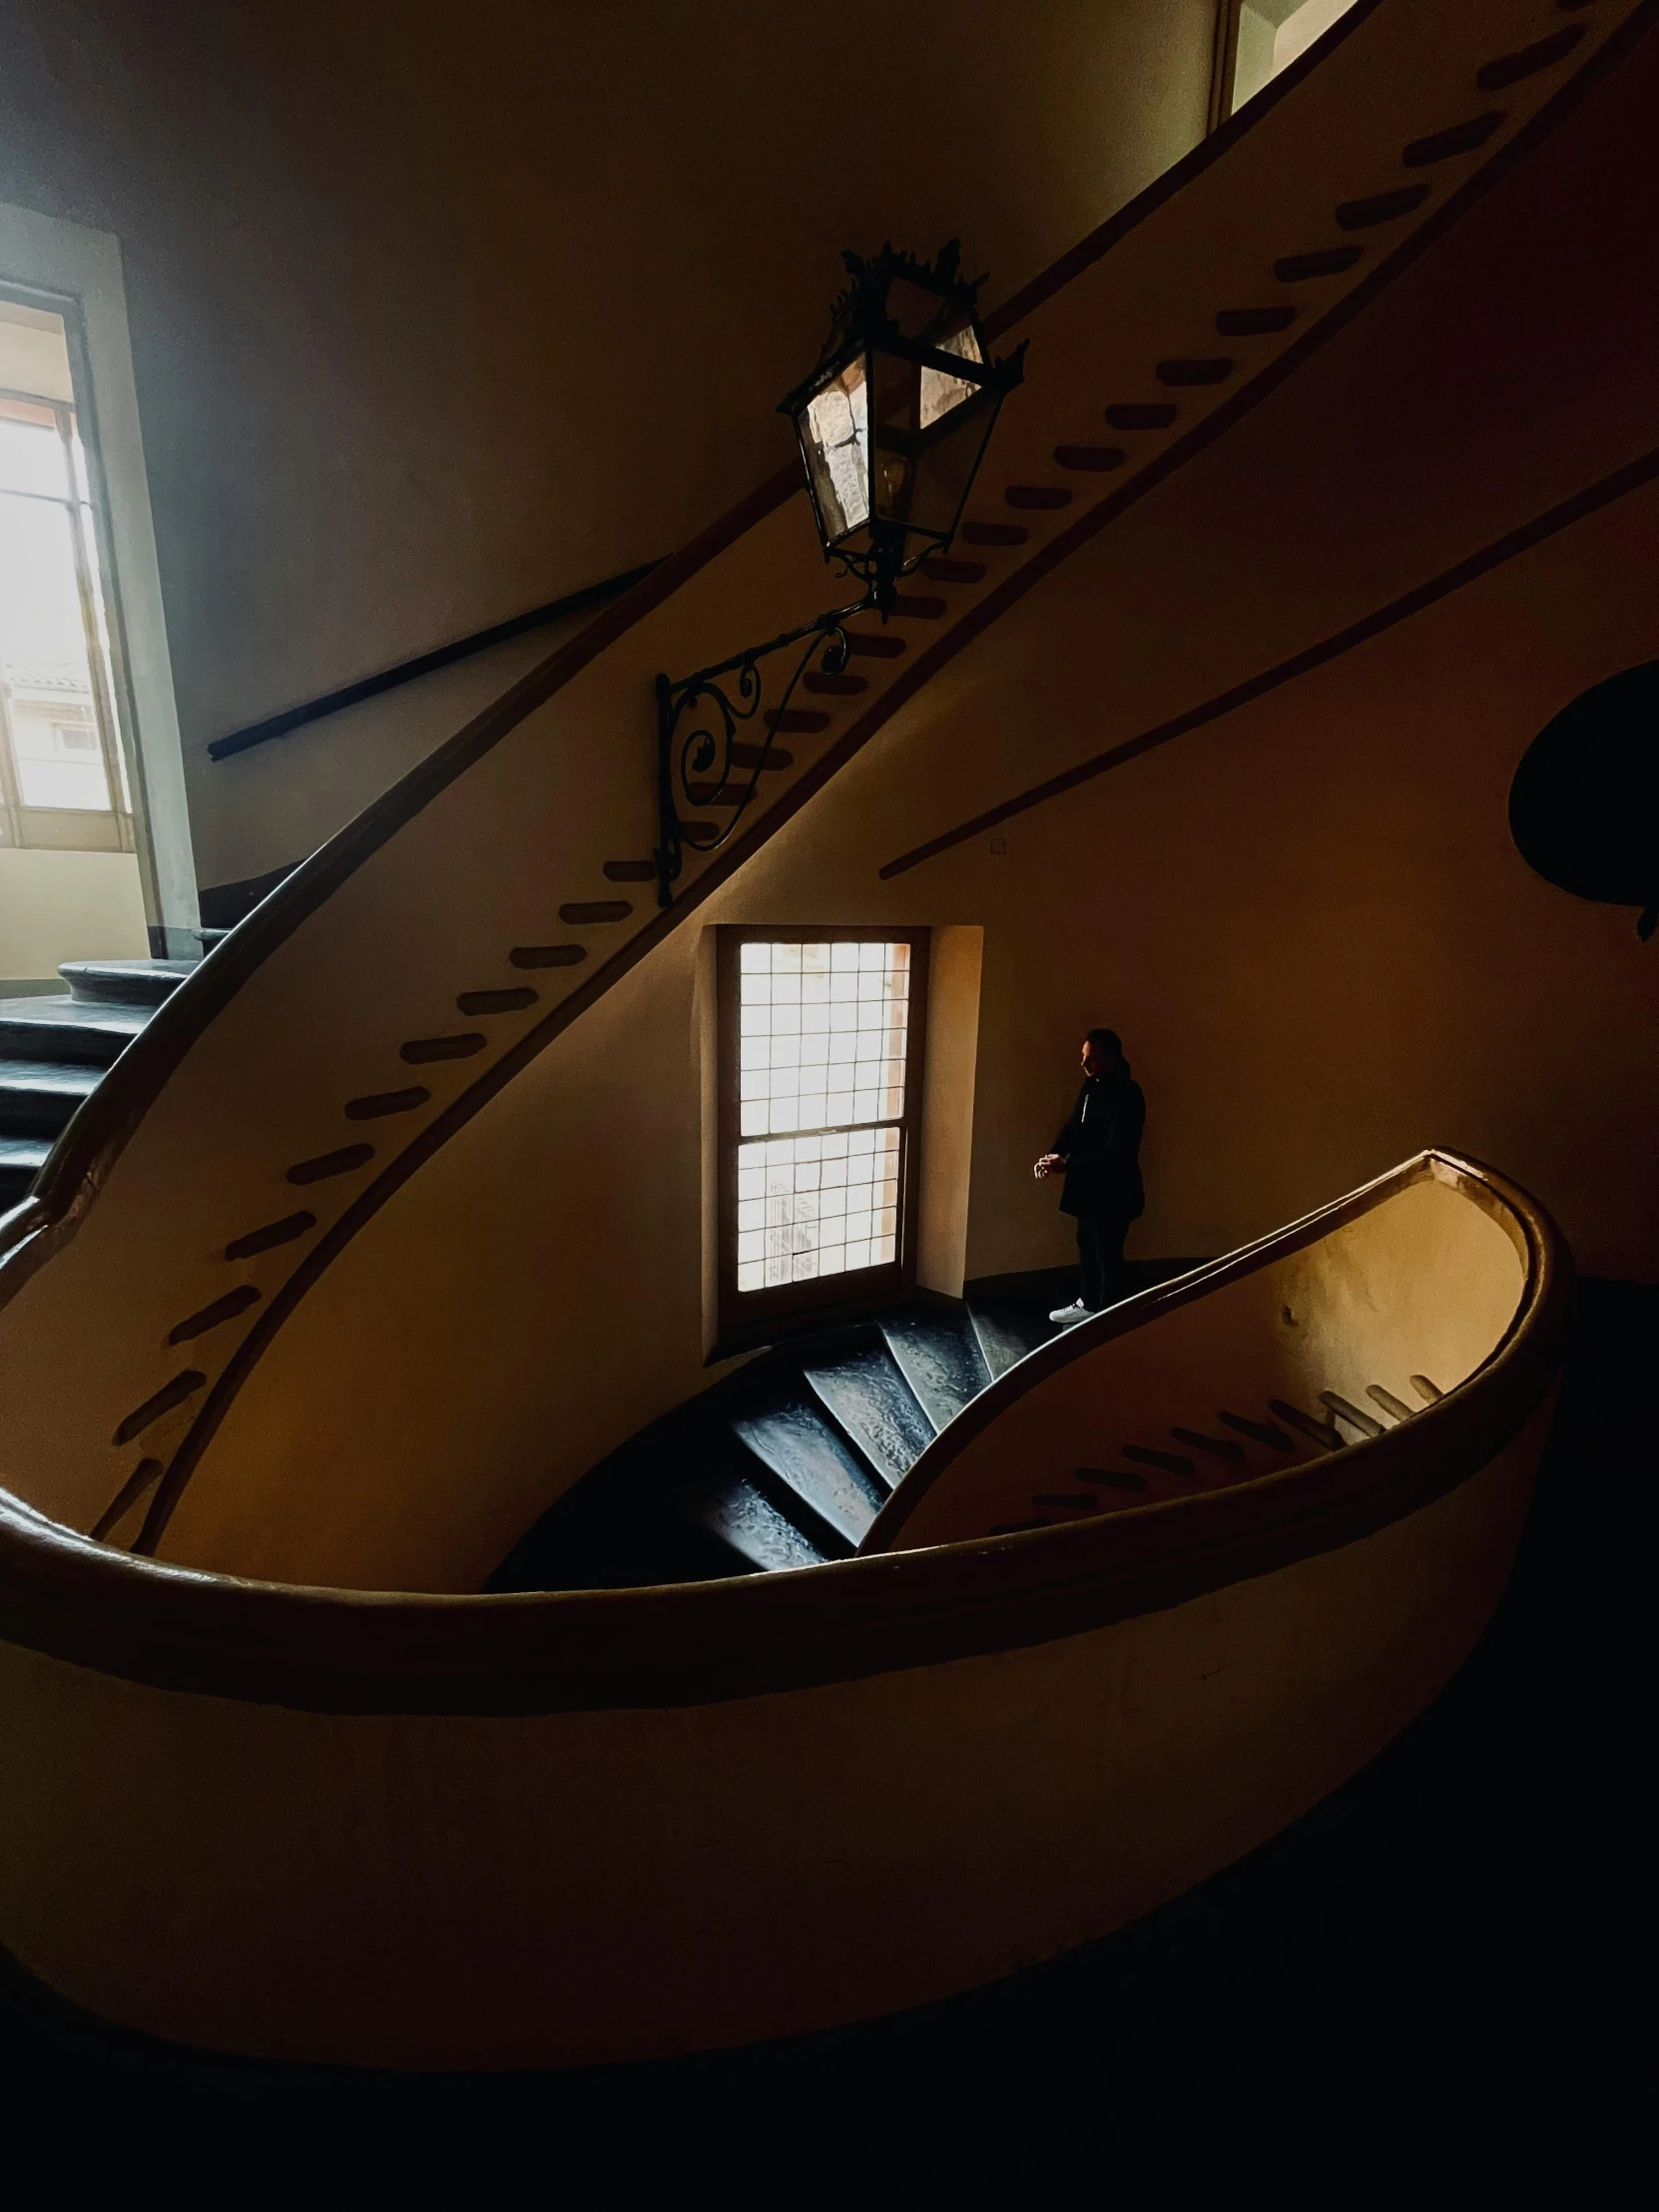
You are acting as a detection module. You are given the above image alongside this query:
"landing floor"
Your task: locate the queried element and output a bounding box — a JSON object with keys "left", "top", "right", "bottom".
{"left": 1, "top": 1281, "right": 1646, "bottom": 2188}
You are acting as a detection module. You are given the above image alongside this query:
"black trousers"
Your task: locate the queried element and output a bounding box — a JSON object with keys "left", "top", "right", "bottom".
{"left": 1075, "top": 1213, "right": 1130, "bottom": 1311}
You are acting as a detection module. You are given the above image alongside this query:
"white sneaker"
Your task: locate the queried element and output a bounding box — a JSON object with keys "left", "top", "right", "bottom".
{"left": 1047, "top": 1301, "right": 1094, "bottom": 1327}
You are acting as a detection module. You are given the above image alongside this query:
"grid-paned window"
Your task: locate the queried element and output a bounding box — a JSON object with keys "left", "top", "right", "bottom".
{"left": 719, "top": 930, "right": 926, "bottom": 1342}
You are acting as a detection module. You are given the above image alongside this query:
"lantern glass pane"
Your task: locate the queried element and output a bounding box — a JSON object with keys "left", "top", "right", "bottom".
{"left": 867, "top": 344, "right": 922, "bottom": 529}
{"left": 919, "top": 322, "right": 984, "bottom": 429}
{"left": 898, "top": 380, "right": 1000, "bottom": 541}
{"left": 802, "top": 358, "right": 869, "bottom": 541}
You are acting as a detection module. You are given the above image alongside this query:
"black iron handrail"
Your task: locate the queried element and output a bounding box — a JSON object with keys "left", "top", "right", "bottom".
{"left": 207, "top": 560, "right": 660, "bottom": 762}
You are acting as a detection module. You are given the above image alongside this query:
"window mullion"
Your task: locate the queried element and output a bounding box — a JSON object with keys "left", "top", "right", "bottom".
{"left": 53, "top": 402, "right": 128, "bottom": 822}
{"left": 0, "top": 666, "right": 25, "bottom": 848}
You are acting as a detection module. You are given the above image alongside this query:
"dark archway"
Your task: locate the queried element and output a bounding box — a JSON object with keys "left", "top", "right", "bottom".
{"left": 1509, "top": 661, "right": 1659, "bottom": 939}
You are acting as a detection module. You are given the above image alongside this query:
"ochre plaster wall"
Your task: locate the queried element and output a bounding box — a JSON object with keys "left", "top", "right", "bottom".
{"left": 0, "top": 0, "right": 1215, "bottom": 888}
{"left": 0, "top": 847, "right": 149, "bottom": 981}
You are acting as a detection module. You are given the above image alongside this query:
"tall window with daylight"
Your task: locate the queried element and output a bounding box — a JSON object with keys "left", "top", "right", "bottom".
{"left": 0, "top": 297, "right": 132, "bottom": 856}
{"left": 1217, "top": 0, "right": 1360, "bottom": 122}
{"left": 719, "top": 930, "right": 927, "bottom": 1339}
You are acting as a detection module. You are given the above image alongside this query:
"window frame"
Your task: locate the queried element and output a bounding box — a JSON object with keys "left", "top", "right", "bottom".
{"left": 0, "top": 375, "right": 135, "bottom": 853}
{"left": 716, "top": 924, "right": 930, "bottom": 1353}
{"left": 1, "top": 201, "right": 198, "bottom": 951}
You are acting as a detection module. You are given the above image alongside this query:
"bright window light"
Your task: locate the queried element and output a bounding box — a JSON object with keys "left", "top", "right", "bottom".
{"left": 1232, "top": 0, "right": 1358, "bottom": 113}
{"left": 734, "top": 939, "right": 911, "bottom": 1293}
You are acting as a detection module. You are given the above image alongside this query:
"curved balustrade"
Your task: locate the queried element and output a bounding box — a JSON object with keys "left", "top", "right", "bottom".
{"left": 862, "top": 1151, "right": 1551, "bottom": 1551}
{"left": 0, "top": 1150, "right": 1571, "bottom": 2065}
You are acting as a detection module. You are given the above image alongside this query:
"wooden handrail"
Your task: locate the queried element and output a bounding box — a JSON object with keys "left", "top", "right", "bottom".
{"left": 0, "top": 1151, "right": 1572, "bottom": 1713}
{"left": 857, "top": 1149, "right": 1547, "bottom": 1551}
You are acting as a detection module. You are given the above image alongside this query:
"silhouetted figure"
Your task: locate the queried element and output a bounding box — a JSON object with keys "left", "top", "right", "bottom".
{"left": 1033, "top": 1028, "right": 1145, "bottom": 1326}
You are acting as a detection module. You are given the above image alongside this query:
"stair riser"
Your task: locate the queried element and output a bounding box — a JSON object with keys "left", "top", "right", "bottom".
{"left": 732, "top": 1445, "right": 858, "bottom": 1558}
{"left": 0, "top": 1090, "right": 86, "bottom": 1138}
{"left": 0, "top": 1162, "right": 40, "bottom": 1205}
{"left": 0, "top": 1025, "right": 133, "bottom": 1070}
{"left": 64, "top": 976, "right": 178, "bottom": 1008}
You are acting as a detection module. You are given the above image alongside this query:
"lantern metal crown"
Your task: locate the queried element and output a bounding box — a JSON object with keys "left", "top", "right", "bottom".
{"left": 781, "top": 240, "right": 1026, "bottom": 614}
{"left": 655, "top": 242, "right": 1025, "bottom": 910}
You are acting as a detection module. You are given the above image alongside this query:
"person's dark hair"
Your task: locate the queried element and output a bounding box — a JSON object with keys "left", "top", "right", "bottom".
{"left": 1085, "top": 1027, "right": 1122, "bottom": 1055}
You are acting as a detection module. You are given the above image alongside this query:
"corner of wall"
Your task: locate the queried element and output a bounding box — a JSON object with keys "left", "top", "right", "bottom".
{"left": 916, "top": 924, "right": 984, "bottom": 1299}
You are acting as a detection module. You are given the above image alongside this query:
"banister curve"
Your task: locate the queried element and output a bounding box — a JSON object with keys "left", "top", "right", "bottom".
{"left": 0, "top": 1151, "right": 1571, "bottom": 1716}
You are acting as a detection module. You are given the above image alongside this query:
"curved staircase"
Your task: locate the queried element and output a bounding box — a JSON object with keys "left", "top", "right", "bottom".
{"left": 0, "top": 960, "right": 196, "bottom": 1208}
{"left": 1, "top": 0, "right": 1638, "bottom": 1588}
{"left": 495, "top": 1263, "right": 1204, "bottom": 1587}
{"left": 493, "top": 1296, "right": 1053, "bottom": 1586}
{"left": 0, "top": 0, "right": 1649, "bottom": 2071}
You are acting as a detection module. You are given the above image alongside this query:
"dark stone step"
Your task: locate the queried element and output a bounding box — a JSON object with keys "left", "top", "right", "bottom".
{"left": 0, "top": 1135, "right": 49, "bottom": 1203}
{"left": 877, "top": 1309, "right": 992, "bottom": 1431}
{"left": 59, "top": 957, "right": 196, "bottom": 1007}
{"left": 0, "top": 1060, "right": 101, "bottom": 1136}
{"left": 0, "top": 996, "right": 147, "bottom": 1068}
{"left": 484, "top": 1418, "right": 748, "bottom": 1593}
{"left": 968, "top": 1301, "right": 1059, "bottom": 1382}
{"left": 729, "top": 1384, "right": 885, "bottom": 1551}
{"left": 802, "top": 1335, "right": 935, "bottom": 1488}
{"left": 683, "top": 1470, "right": 827, "bottom": 1573}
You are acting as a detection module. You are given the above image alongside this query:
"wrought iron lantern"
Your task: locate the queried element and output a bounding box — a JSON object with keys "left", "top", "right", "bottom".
{"left": 781, "top": 241, "right": 1026, "bottom": 614}
{"left": 655, "top": 241, "right": 1025, "bottom": 909}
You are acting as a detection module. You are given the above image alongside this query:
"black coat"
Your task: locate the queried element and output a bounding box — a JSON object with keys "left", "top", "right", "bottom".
{"left": 1054, "top": 1068, "right": 1145, "bottom": 1221}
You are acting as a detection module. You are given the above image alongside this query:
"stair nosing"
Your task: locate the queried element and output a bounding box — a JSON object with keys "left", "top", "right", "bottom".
{"left": 724, "top": 1415, "right": 868, "bottom": 1554}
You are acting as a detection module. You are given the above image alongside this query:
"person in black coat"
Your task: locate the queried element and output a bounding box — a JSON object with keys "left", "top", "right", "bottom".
{"left": 1033, "top": 1027, "right": 1145, "bottom": 1325}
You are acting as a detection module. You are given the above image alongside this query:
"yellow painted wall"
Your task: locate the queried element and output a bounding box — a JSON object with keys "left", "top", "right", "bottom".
{"left": 0, "top": 0, "right": 1217, "bottom": 888}
{"left": 0, "top": 1430, "right": 1535, "bottom": 2065}
{"left": 0, "top": 846, "right": 148, "bottom": 982}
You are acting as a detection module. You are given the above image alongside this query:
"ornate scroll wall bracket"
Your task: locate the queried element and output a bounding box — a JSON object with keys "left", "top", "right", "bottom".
{"left": 655, "top": 596, "right": 868, "bottom": 908}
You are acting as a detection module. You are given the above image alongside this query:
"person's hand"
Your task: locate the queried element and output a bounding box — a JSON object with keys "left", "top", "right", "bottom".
{"left": 1033, "top": 1153, "right": 1065, "bottom": 1180}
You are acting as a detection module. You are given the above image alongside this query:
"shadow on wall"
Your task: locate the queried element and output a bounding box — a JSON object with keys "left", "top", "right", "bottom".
{"left": 1508, "top": 659, "right": 1659, "bottom": 939}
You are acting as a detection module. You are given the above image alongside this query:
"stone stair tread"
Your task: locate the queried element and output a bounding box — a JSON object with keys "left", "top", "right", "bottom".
{"left": 801, "top": 1336, "right": 934, "bottom": 1488}
{"left": 0, "top": 996, "right": 147, "bottom": 1068}
{"left": 0, "top": 993, "right": 146, "bottom": 1027}
{"left": 729, "top": 1386, "right": 884, "bottom": 1550}
{"left": 59, "top": 957, "right": 195, "bottom": 1008}
{"left": 0, "top": 1059, "right": 103, "bottom": 1094}
{"left": 877, "top": 1309, "right": 992, "bottom": 1431}
{"left": 968, "top": 1301, "right": 1060, "bottom": 1382}
{"left": 683, "top": 1471, "right": 828, "bottom": 1574}
{"left": 0, "top": 1060, "right": 103, "bottom": 1138}
{"left": 0, "top": 1135, "right": 50, "bottom": 1203}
